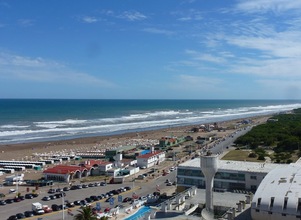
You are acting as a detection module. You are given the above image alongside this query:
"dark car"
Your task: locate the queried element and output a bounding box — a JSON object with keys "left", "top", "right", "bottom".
{"left": 100, "top": 182, "right": 106, "bottom": 186}
{"left": 16, "top": 213, "right": 25, "bottom": 219}
{"left": 63, "top": 187, "right": 70, "bottom": 191}
{"left": 88, "top": 183, "right": 95, "bottom": 187}
{"left": 13, "top": 197, "right": 21, "bottom": 202}
{"left": 49, "top": 195, "right": 57, "bottom": 200}
{"left": 122, "top": 197, "right": 132, "bottom": 203}
{"left": 51, "top": 204, "right": 61, "bottom": 211}
{"left": 24, "top": 211, "right": 34, "bottom": 217}
{"left": 74, "top": 200, "right": 81, "bottom": 206}
{"left": 80, "top": 200, "right": 87, "bottom": 206}
{"left": 55, "top": 188, "right": 63, "bottom": 192}
{"left": 5, "top": 198, "right": 14, "bottom": 204}
{"left": 42, "top": 196, "right": 51, "bottom": 201}
{"left": 7, "top": 215, "right": 17, "bottom": 220}
{"left": 32, "top": 193, "right": 39, "bottom": 198}
{"left": 55, "top": 193, "right": 62, "bottom": 198}
{"left": 85, "top": 197, "right": 92, "bottom": 203}
{"left": 25, "top": 194, "right": 33, "bottom": 199}
{"left": 66, "top": 202, "right": 74, "bottom": 208}
{"left": 70, "top": 185, "right": 78, "bottom": 190}
{"left": 90, "top": 195, "right": 99, "bottom": 201}
{"left": 48, "top": 189, "right": 55, "bottom": 194}
{"left": 0, "top": 200, "right": 6, "bottom": 205}
{"left": 18, "top": 196, "right": 25, "bottom": 200}
{"left": 82, "top": 184, "right": 88, "bottom": 188}
{"left": 124, "top": 186, "right": 131, "bottom": 191}
{"left": 59, "top": 204, "right": 66, "bottom": 210}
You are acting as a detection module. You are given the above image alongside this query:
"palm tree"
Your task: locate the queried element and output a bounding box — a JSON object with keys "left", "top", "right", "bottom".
{"left": 74, "top": 206, "right": 97, "bottom": 220}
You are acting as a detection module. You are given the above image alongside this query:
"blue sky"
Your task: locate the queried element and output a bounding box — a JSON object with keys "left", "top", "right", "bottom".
{"left": 1, "top": 0, "right": 301, "bottom": 99}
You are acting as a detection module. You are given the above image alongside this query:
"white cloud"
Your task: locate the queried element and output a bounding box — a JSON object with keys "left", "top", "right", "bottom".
{"left": 0, "top": 52, "right": 115, "bottom": 87}
{"left": 82, "top": 16, "right": 98, "bottom": 23}
{"left": 119, "top": 11, "right": 147, "bottom": 21}
{"left": 235, "top": 0, "right": 301, "bottom": 13}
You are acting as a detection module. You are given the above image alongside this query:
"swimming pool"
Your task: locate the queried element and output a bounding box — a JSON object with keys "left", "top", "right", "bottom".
{"left": 124, "top": 206, "right": 151, "bottom": 220}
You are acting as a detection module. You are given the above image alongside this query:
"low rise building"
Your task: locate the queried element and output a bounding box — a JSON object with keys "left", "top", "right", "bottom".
{"left": 136, "top": 150, "right": 165, "bottom": 168}
{"left": 177, "top": 158, "right": 282, "bottom": 192}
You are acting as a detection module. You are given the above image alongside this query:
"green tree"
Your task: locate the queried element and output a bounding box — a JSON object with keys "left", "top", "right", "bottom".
{"left": 74, "top": 206, "right": 97, "bottom": 220}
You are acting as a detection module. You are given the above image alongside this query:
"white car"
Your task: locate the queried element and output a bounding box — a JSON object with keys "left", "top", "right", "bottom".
{"left": 9, "top": 189, "right": 16, "bottom": 193}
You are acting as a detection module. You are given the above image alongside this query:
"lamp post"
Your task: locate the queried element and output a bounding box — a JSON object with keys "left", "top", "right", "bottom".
{"left": 62, "top": 192, "right": 65, "bottom": 220}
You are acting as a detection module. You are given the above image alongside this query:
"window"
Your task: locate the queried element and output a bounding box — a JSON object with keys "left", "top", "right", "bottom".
{"left": 270, "top": 197, "right": 275, "bottom": 208}
{"left": 284, "top": 197, "right": 288, "bottom": 210}
{"left": 257, "top": 198, "right": 261, "bottom": 207}
{"left": 298, "top": 198, "right": 301, "bottom": 211}
{"left": 250, "top": 175, "right": 257, "bottom": 180}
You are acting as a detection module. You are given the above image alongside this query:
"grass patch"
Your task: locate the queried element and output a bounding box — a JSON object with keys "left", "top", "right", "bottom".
{"left": 221, "top": 149, "right": 261, "bottom": 162}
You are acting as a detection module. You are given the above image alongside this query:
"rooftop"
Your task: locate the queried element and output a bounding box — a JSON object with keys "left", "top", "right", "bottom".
{"left": 179, "top": 158, "right": 283, "bottom": 173}
{"left": 252, "top": 163, "right": 301, "bottom": 213}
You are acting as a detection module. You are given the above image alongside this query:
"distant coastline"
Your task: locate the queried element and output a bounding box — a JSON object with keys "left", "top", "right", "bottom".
{"left": 0, "top": 99, "right": 300, "bottom": 145}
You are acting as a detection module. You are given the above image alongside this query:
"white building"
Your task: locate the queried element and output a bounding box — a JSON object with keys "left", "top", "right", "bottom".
{"left": 177, "top": 158, "right": 282, "bottom": 192}
{"left": 136, "top": 150, "right": 165, "bottom": 168}
{"left": 251, "top": 163, "right": 301, "bottom": 220}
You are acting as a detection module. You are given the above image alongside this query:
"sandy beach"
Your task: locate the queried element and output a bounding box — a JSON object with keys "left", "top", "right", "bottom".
{"left": 0, "top": 115, "right": 270, "bottom": 162}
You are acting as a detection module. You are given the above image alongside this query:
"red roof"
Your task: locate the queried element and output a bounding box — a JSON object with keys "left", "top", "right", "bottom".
{"left": 43, "top": 165, "right": 87, "bottom": 175}
{"left": 136, "top": 151, "right": 163, "bottom": 159}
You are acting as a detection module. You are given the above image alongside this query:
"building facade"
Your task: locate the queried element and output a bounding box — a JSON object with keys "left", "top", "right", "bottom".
{"left": 136, "top": 151, "right": 165, "bottom": 168}
{"left": 177, "top": 158, "right": 282, "bottom": 192}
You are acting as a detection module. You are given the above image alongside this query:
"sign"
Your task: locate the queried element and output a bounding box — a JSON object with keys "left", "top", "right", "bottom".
{"left": 96, "top": 202, "right": 101, "bottom": 211}
{"left": 109, "top": 197, "right": 114, "bottom": 206}
{"left": 118, "top": 195, "right": 122, "bottom": 203}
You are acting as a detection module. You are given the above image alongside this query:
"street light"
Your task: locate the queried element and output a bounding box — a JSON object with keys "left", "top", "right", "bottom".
{"left": 61, "top": 192, "right": 65, "bottom": 220}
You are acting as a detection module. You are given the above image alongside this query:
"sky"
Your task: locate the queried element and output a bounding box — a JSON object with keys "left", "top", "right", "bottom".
{"left": 1, "top": 0, "right": 301, "bottom": 100}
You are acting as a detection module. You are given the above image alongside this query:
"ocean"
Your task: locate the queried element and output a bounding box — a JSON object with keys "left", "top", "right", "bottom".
{"left": 0, "top": 99, "right": 301, "bottom": 144}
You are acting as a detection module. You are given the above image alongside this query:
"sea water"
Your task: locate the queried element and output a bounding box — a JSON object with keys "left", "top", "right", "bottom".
{"left": 0, "top": 99, "right": 301, "bottom": 144}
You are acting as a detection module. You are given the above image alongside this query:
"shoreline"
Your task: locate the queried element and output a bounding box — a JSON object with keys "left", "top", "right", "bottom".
{"left": 0, "top": 115, "right": 272, "bottom": 161}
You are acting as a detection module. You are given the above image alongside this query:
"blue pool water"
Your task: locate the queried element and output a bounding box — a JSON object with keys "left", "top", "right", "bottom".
{"left": 124, "top": 206, "right": 151, "bottom": 220}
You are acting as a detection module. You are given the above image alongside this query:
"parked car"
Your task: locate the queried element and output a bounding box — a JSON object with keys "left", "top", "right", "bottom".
{"left": 90, "top": 195, "right": 99, "bottom": 201}
{"left": 122, "top": 197, "right": 132, "bottom": 203}
{"left": 0, "top": 200, "right": 6, "bottom": 205}
{"left": 63, "top": 187, "right": 70, "bottom": 191}
{"left": 51, "top": 204, "right": 61, "bottom": 211}
{"left": 166, "top": 182, "right": 173, "bottom": 186}
{"left": 5, "top": 198, "right": 14, "bottom": 204}
{"left": 82, "top": 184, "right": 88, "bottom": 188}
{"left": 42, "top": 196, "right": 51, "bottom": 201}
{"left": 16, "top": 213, "right": 25, "bottom": 219}
{"left": 24, "top": 211, "right": 34, "bottom": 217}
{"left": 25, "top": 193, "right": 34, "bottom": 199}
{"left": 48, "top": 189, "right": 55, "bottom": 194}
{"left": 70, "top": 185, "right": 78, "bottom": 190}
{"left": 88, "top": 183, "right": 95, "bottom": 187}
{"left": 74, "top": 200, "right": 81, "bottom": 206}
{"left": 13, "top": 197, "right": 21, "bottom": 202}
{"left": 7, "top": 215, "right": 17, "bottom": 220}
{"left": 32, "top": 193, "right": 39, "bottom": 198}
{"left": 100, "top": 182, "right": 106, "bottom": 186}
{"left": 49, "top": 195, "right": 57, "bottom": 200}
{"left": 66, "top": 202, "right": 74, "bottom": 208}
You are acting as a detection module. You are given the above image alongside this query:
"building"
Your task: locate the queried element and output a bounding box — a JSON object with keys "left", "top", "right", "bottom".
{"left": 105, "top": 146, "right": 136, "bottom": 161}
{"left": 177, "top": 158, "right": 282, "bottom": 192}
{"left": 251, "top": 163, "right": 301, "bottom": 220}
{"left": 136, "top": 150, "right": 165, "bottom": 168}
{"left": 157, "top": 136, "right": 186, "bottom": 150}
{"left": 43, "top": 165, "right": 90, "bottom": 182}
